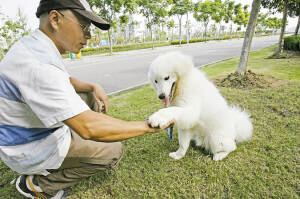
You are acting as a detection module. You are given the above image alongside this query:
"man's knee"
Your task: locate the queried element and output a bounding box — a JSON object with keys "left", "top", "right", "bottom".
{"left": 90, "top": 141, "right": 123, "bottom": 169}
{"left": 108, "top": 142, "right": 123, "bottom": 168}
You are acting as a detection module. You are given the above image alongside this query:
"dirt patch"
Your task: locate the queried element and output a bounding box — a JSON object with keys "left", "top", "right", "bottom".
{"left": 214, "top": 70, "right": 287, "bottom": 89}
{"left": 268, "top": 50, "right": 300, "bottom": 59}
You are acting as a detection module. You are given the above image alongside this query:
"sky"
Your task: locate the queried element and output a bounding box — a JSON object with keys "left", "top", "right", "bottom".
{"left": 0, "top": 0, "right": 298, "bottom": 32}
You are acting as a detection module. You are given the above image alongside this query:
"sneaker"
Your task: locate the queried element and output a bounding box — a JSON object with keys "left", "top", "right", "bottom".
{"left": 16, "top": 175, "right": 67, "bottom": 199}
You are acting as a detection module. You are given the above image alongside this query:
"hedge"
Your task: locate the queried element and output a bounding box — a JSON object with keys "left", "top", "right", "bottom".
{"left": 284, "top": 35, "right": 300, "bottom": 51}
{"left": 170, "top": 35, "right": 243, "bottom": 45}
{"left": 80, "top": 42, "right": 169, "bottom": 53}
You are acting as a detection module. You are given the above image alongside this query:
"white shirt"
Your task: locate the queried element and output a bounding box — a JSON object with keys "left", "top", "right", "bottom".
{"left": 0, "top": 29, "right": 89, "bottom": 175}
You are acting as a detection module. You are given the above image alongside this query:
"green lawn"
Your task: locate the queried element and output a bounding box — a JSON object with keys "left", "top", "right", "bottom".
{"left": 0, "top": 45, "right": 299, "bottom": 199}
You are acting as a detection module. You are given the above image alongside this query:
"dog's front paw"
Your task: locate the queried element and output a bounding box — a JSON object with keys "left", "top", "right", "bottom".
{"left": 148, "top": 108, "right": 175, "bottom": 128}
{"left": 169, "top": 152, "right": 184, "bottom": 160}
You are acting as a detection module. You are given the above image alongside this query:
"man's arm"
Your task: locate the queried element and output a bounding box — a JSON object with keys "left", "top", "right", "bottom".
{"left": 64, "top": 110, "right": 171, "bottom": 142}
{"left": 70, "top": 77, "right": 109, "bottom": 113}
{"left": 69, "top": 77, "right": 95, "bottom": 92}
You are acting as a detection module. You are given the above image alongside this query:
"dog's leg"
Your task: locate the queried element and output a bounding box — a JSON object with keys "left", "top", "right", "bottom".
{"left": 169, "top": 129, "right": 192, "bottom": 160}
{"left": 208, "top": 133, "right": 237, "bottom": 161}
{"left": 213, "top": 152, "right": 230, "bottom": 161}
{"left": 194, "top": 136, "right": 203, "bottom": 147}
{"left": 149, "top": 106, "right": 199, "bottom": 130}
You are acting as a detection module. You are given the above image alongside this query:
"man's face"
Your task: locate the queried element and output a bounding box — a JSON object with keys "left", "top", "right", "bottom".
{"left": 50, "top": 10, "right": 91, "bottom": 54}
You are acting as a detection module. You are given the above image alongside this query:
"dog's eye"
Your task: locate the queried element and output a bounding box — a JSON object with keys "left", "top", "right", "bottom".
{"left": 164, "top": 76, "right": 169, "bottom": 81}
{"left": 155, "top": 80, "right": 158, "bottom": 84}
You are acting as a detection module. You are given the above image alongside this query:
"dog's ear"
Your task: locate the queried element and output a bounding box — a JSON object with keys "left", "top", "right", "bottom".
{"left": 171, "top": 52, "right": 194, "bottom": 77}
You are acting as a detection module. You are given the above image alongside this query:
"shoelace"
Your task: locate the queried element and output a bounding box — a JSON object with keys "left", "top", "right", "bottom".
{"left": 26, "top": 176, "right": 47, "bottom": 199}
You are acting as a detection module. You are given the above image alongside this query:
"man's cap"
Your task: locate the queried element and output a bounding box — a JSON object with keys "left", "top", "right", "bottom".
{"left": 36, "top": 0, "right": 110, "bottom": 30}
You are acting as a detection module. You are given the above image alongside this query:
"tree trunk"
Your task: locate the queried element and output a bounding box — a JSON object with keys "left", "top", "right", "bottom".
{"left": 295, "top": 15, "right": 300, "bottom": 35}
{"left": 237, "top": 0, "right": 262, "bottom": 75}
{"left": 151, "top": 27, "right": 154, "bottom": 50}
{"left": 204, "top": 23, "right": 208, "bottom": 42}
{"left": 230, "top": 23, "right": 233, "bottom": 39}
{"left": 97, "top": 32, "right": 101, "bottom": 47}
{"left": 179, "top": 16, "right": 182, "bottom": 46}
{"left": 218, "top": 23, "right": 221, "bottom": 39}
{"left": 108, "top": 29, "right": 113, "bottom": 55}
{"left": 186, "top": 13, "right": 190, "bottom": 45}
{"left": 124, "top": 28, "right": 127, "bottom": 44}
{"left": 278, "top": 2, "right": 288, "bottom": 54}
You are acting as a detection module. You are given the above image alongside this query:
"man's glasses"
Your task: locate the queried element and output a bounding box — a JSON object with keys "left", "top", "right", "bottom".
{"left": 57, "top": 10, "right": 91, "bottom": 37}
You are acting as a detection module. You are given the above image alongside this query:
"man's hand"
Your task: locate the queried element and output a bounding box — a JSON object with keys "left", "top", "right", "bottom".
{"left": 70, "top": 77, "right": 109, "bottom": 113}
{"left": 92, "top": 84, "right": 109, "bottom": 113}
{"left": 147, "top": 119, "right": 175, "bottom": 133}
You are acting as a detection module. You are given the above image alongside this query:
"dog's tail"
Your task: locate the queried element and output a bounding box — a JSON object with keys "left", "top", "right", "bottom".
{"left": 230, "top": 106, "right": 253, "bottom": 143}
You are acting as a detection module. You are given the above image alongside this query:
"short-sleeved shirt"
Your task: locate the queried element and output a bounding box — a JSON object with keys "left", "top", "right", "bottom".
{"left": 0, "top": 29, "right": 89, "bottom": 176}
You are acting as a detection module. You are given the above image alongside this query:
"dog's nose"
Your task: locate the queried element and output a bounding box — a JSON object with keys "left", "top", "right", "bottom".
{"left": 159, "top": 93, "right": 166, "bottom": 100}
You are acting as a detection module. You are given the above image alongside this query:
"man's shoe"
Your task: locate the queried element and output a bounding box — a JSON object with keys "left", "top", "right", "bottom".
{"left": 16, "top": 175, "right": 67, "bottom": 199}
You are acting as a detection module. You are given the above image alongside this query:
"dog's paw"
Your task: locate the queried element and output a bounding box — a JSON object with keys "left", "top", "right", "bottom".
{"left": 169, "top": 152, "right": 184, "bottom": 160}
{"left": 148, "top": 108, "right": 175, "bottom": 128}
{"left": 213, "top": 152, "right": 229, "bottom": 161}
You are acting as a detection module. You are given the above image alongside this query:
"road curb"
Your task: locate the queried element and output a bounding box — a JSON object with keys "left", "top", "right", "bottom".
{"left": 108, "top": 56, "right": 237, "bottom": 96}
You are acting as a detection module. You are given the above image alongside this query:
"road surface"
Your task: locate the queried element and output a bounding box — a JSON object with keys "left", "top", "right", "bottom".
{"left": 65, "top": 35, "right": 279, "bottom": 95}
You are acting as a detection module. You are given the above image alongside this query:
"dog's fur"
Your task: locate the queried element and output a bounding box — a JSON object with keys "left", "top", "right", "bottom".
{"left": 148, "top": 52, "right": 253, "bottom": 160}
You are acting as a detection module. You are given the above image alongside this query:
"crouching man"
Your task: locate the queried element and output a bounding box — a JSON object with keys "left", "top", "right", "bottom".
{"left": 0, "top": 0, "right": 171, "bottom": 198}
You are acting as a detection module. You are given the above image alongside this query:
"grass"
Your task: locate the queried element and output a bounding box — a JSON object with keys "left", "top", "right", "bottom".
{"left": 0, "top": 45, "right": 299, "bottom": 199}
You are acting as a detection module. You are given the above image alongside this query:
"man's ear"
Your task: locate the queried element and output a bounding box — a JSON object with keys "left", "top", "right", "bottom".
{"left": 48, "top": 10, "right": 62, "bottom": 31}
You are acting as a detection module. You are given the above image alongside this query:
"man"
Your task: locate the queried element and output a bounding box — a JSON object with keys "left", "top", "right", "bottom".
{"left": 0, "top": 0, "right": 171, "bottom": 198}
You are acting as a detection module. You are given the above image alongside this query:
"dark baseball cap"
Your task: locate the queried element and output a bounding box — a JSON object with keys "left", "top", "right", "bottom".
{"left": 36, "top": 0, "right": 110, "bottom": 30}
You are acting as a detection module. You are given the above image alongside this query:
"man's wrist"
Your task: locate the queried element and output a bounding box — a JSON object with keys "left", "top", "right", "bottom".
{"left": 91, "top": 83, "right": 98, "bottom": 92}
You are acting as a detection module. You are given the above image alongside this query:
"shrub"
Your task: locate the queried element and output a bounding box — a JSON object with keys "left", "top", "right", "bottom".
{"left": 284, "top": 35, "right": 300, "bottom": 51}
{"left": 171, "top": 38, "right": 209, "bottom": 45}
{"left": 79, "top": 42, "right": 170, "bottom": 54}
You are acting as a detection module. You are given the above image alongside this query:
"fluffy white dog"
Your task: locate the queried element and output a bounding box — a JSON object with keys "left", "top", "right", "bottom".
{"left": 148, "top": 52, "right": 253, "bottom": 161}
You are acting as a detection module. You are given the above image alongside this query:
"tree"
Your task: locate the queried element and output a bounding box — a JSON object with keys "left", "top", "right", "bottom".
{"left": 265, "top": 17, "right": 282, "bottom": 34}
{"left": 256, "top": 13, "right": 268, "bottom": 33}
{"left": 185, "top": 5, "right": 194, "bottom": 45}
{"left": 296, "top": 15, "right": 300, "bottom": 35}
{"left": 88, "top": 0, "right": 122, "bottom": 54}
{"left": 224, "top": 0, "right": 235, "bottom": 38}
{"left": 128, "top": 20, "right": 139, "bottom": 42}
{"left": 292, "top": 2, "right": 300, "bottom": 35}
{"left": 233, "top": 3, "right": 249, "bottom": 38}
{"left": 211, "top": 0, "right": 226, "bottom": 39}
{"left": 167, "top": 19, "right": 175, "bottom": 41}
{"left": 119, "top": 14, "right": 129, "bottom": 44}
{"left": 194, "top": 0, "right": 214, "bottom": 42}
{"left": 138, "top": 0, "right": 168, "bottom": 49}
{"left": 169, "top": 0, "right": 193, "bottom": 46}
{"left": 261, "top": 0, "right": 300, "bottom": 54}
{"left": 257, "top": 14, "right": 282, "bottom": 34}
{"left": 0, "top": 8, "right": 31, "bottom": 58}
{"left": 88, "top": 0, "right": 137, "bottom": 54}
{"left": 237, "top": 0, "right": 262, "bottom": 75}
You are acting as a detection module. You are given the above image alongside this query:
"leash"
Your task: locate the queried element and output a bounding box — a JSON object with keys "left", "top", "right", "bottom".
{"left": 166, "top": 126, "right": 173, "bottom": 139}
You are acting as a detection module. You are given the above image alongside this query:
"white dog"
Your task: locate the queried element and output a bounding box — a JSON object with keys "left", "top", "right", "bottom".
{"left": 148, "top": 52, "right": 253, "bottom": 161}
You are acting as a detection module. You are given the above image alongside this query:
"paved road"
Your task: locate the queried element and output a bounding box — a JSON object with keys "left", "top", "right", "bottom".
{"left": 65, "top": 35, "right": 279, "bottom": 95}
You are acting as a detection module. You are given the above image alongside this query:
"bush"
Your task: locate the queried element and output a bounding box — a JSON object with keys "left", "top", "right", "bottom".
{"left": 171, "top": 35, "right": 243, "bottom": 45}
{"left": 284, "top": 35, "right": 300, "bottom": 51}
{"left": 171, "top": 38, "right": 208, "bottom": 45}
{"left": 79, "top": 42, "right": 170, "bottom": 54}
